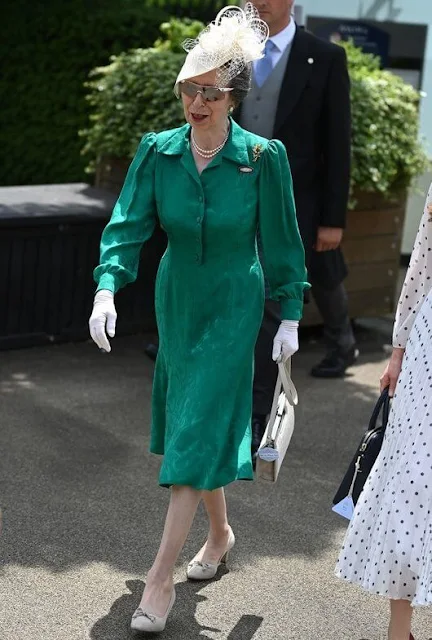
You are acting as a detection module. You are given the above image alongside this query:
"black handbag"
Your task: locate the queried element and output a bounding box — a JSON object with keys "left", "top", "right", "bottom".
{"left": 333, "top": 388, "right": 391, "bottom": 508}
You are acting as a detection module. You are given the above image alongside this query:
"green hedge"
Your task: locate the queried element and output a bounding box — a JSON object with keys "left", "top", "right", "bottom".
{"left": 0, "top": 0, "right": 227, "bottom": 186}
{"left": 342, "top": 41, "right": 429, "bottom": 197}
{"left": 81, "top": 18, "right": 207, "bottom": 170}
{"left": 82, "top": 49, "right": 186, "bottom": 170}
{"left": 82, "top": 37, "right": 429, "bottom": 200}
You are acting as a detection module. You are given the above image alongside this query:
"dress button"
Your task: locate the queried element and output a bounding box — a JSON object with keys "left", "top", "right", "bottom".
{"left": 197, "top": 217, "right": 201, "bottom": 223}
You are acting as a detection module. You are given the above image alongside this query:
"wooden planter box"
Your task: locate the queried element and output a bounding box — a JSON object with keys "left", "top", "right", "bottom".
{"left": 0, "top": 183, "right": 163, "bottom": 349}
{"left": 96, "top": 156, "right": 131, "bottom": 194}
{"left": 96, "top": 157, "right": 406, "bottom": 326}
{"left": 303, "top": 190, "right": 406, "bottom": 325}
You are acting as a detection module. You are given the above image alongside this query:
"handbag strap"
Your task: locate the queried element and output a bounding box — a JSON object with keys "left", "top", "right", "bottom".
{"left": 346, "top": 387, "right": 391, "bottom": 498}
{"left": 278, "top": 361, "right": 298, "bottom": 406}
{"left": 368, "top": 387, "right": 391, "bottom": 431}
{"left": 266, "top": 359, "right": 298, "bottom": 437}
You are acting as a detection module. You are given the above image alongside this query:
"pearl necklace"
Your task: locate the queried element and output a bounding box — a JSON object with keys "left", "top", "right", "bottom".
{"left": 191, "top": 128, "right": 229, "bottom": 159}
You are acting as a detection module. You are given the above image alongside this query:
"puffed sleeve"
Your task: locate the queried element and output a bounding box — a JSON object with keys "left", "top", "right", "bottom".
{"left": 94, "top": 133, "right": 158, "bottom": 293}
{"left": 258, "top": 139, "right": 310, "bottom": 320}
{"left": 393, "top": 183, "right": 432, "bottom": 348}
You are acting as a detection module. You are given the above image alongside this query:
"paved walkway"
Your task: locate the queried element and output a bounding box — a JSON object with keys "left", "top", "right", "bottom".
{"left": 0, "top": 334, "right": 430, "bottom": 640}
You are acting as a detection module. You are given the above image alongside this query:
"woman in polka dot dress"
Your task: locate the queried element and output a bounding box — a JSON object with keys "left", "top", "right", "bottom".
{"left": 336, "top": 183, "right": 432, "bottom": 640}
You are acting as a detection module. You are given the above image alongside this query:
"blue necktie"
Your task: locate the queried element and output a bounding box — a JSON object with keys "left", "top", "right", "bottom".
{"left": 254, "top": 40, "right": 276, "bottom": 88}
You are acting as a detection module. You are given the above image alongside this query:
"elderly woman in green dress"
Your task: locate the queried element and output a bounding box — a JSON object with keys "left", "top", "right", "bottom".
{"left": 89, "top": 3, "right": 309, "bottom": 633}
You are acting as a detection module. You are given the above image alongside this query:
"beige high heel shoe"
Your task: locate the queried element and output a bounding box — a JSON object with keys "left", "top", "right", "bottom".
{"left": 131, "top": 589, "right": 176, "bottom": 634}
{"left": 187, "top": 528, "right": 235, "bottom": 580}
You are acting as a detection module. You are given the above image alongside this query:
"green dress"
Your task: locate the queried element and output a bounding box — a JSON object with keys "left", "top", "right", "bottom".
{"left": 94, "top": 119, "right": 309, "bottom": 491}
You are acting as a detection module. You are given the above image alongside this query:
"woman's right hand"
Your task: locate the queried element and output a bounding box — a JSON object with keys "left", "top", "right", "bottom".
{"left": 89, "top": 289, "right": 117, "bottom": 352}
{"left": 380, "top": 347, "right": 405, "bottom": 396}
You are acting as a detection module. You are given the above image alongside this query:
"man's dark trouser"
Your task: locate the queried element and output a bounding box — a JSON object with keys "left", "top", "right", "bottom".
{"left": 252, "top": 279, "right": 355, "bottom": 416}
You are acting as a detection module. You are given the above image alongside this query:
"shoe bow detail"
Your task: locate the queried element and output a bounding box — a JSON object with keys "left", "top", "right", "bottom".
{"left": 132, "top": 608, "right": 156, "bottom": 623}
{"left": 188, "top": 560, "right": 213, "bottom": 569}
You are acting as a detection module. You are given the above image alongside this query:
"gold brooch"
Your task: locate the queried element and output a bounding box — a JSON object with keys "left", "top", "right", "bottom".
{"left": 427, "top": 203, "right": 432, "bottom": 220}
{"left": 252, "top": 143, "right": 263, "bottom": 162}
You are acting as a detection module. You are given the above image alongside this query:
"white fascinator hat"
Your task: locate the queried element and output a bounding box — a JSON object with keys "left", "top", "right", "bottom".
{"left": 174, "top": 3, "right": 269, "bottom": 96}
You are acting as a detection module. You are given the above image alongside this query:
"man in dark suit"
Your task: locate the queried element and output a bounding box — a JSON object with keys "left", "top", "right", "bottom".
{"left": 240, "top": 0, "right": 358, "bottom": 458}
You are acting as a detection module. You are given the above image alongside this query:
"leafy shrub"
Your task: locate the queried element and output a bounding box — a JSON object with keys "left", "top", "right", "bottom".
{"left": 148, "top": 0, "right": 227, "bottom": 9}
{"left": 81, "top": 18, "right": 205, "bottom": 172}
{"left": 154, "top": 18, "right": 207, "bottom": 53}
{"left": 342, "top": 41, "right": 429, "bottom": 197}
{"left": 82, "top": 29, "right": 429, "bottom": 200}
{"left": 81, "top": 49, "right": 186, "bottom": 170}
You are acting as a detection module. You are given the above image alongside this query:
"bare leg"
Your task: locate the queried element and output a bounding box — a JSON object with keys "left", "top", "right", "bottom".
{"left": 191, "top": 488, "right": 231, "bottom": 564}
{"left": 140, "top": 485, "right": 202, "bottom": 616}
{"left": 388, "top": 599, "right": 413, "bottom": 640}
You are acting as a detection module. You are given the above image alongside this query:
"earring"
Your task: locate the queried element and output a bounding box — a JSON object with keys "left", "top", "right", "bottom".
{"left": 228, "top": 106, "right": 234, "bottom": 115}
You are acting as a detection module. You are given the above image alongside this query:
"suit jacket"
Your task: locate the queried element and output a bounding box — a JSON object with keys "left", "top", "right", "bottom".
{"left": 238, "top": 28, "right": 351, "bottom": 287}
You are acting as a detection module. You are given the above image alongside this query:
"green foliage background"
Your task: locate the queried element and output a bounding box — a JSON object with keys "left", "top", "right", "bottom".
{"left": 82, "top": 37, "right": 429, "bottom": 199}
{"left": 81, "top": 18, "right": 205, "bottom": 171}
{"left": 1, "top": 0, "right": 229, "bottom": 186}
{"left": 342, "top": 41, "right": 429, "bottom": 197}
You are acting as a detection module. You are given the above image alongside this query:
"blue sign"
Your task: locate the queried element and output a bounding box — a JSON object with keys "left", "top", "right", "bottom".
{"left": 314, "top": 20, "right": 390, "bottom": 66}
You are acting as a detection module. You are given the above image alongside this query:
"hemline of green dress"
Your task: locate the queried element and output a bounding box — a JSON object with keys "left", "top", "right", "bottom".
{"left": 94, "top": 119, "right": 310, "bottom": 491}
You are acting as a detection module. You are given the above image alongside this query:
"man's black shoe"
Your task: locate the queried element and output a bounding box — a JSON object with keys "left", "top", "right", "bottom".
{"left": 310, "top": 346, "right": 359, "bottom": 379}
{"left": 251, "top": 415, "right": 266, "bottom": 469}
{"left": 144, "top": 343, "right": 159, "bottom": 362}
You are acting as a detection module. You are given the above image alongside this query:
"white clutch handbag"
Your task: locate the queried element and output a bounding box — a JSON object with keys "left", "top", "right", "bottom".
{"left": 256, "top": 359, "right": 298, "bottom": 483}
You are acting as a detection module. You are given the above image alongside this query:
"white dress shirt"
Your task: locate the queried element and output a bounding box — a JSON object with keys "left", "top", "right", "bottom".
{"left": 253, "top": 19, "right": 297, "bottom": 74}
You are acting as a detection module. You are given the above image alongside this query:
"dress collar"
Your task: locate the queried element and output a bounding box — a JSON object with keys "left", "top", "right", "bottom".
{"left": 159, "top": 118, "right": 250, "bottom": 167}
{"left": 221, "top": 118, "right": 250, "bottom": 166}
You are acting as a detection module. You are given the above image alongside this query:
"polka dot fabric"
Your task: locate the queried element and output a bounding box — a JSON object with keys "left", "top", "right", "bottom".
{"left": 336, "top": 184, "right": 432, "bottom": 607}
{"left": 393, "top": 182, "right": 432, "bottom": 349}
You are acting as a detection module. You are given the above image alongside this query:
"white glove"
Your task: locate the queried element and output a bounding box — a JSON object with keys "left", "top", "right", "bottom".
{"left": 272, "top": 320, "right": 299, "bottom": 363}
{"left": 89, "top": 289, "right": 117, "bottom": 352}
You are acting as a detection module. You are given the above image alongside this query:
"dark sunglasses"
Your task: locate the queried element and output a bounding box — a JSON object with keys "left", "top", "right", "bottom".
{"left": 179, "top": 80, "right": 233, "bottom": 102}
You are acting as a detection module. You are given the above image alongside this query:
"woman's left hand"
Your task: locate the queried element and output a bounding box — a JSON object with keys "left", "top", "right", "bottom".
{"left": 272, "top": 320, "right": 299, "bottom": 363}
{"left": 380, "top": 347, "right": 404, "bottom": 397}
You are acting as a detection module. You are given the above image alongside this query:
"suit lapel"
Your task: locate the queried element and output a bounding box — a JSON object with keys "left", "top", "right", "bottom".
{"left": 274, "top": 29, "right": 314, "bottom": 134}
